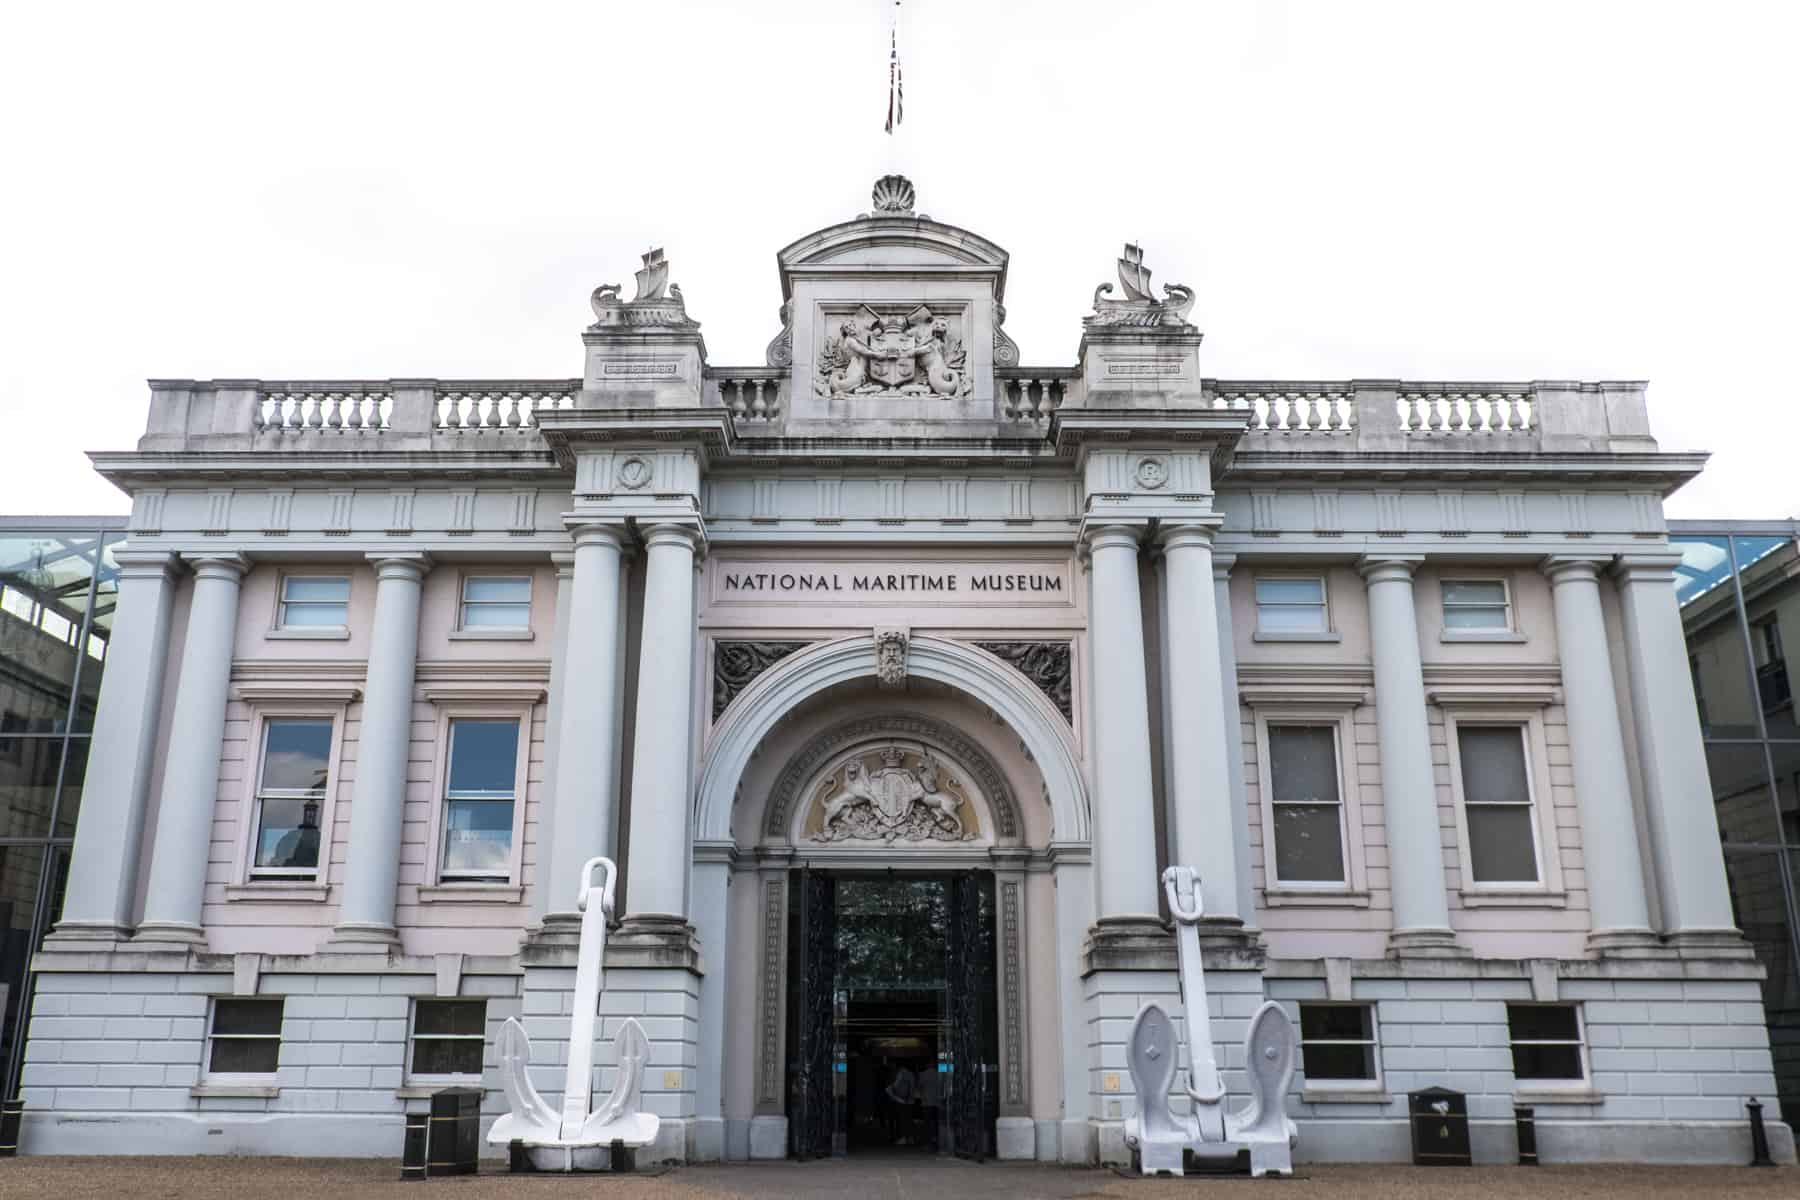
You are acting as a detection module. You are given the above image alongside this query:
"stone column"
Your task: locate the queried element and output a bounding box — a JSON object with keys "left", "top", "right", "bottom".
{"left": 50, "top": 551, "right": 181, "bottom": 941}
{"left": 540, "top": 525, "right": 627, "bottom": 936}
{"left": 136, "top": 553, "right": 250, "bottom": 943}
{"left": 1212, "top": 552, "right": 1258, "bottom": 928}
{"left": 330, "top": 553, "right": 430, "bottom": 948}
{"left": 1357, "top": 555, "right": 1462, "bottom": 957}
{"left": 528, "top": 551, "right": 579, "bottom": 925}
{"left": 1157, "top": 524, "right": 1244, "bottom": 932}
{"left": 619, "top": 523, "right": 703, "bottom": 948}
{"left": 1612, "top": 554, "right": 1746, "bottom": 951}
{"left": 1542, "top": 557, "right": 1658, "bottom": 953}
{"left": 1084, "top": 524, "right": 1163, "bottom": 953}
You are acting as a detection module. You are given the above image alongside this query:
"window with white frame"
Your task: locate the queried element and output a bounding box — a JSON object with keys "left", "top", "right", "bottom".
{"left": 1266, "top": 724, "right": 1347, "bottom": 884}
{"left": 459, "top": 575, "right": 531, "bottom": 630}
{"left": 439, "top": 718, "right": 522, "bottom": 882}
{"left": 207, "top": 997, "right": 284, "bottom": 1076}
{"left": 1254, "top": 576, "right": 1329, "bottom": 635}
{"left": 1454, "top": 724, "right": 1541, "bottom": 885}
{"left": 277, "top": 575, "right": 349, "bottom": 628}
{"left": 1507, "top": 1003, "right": 1586, "bottom": 1082}
{"left": 1441, "top": 579, "right": 1511, "bottom": 631}
{"left": 409, "top": 999, "right": 487, "bottom": 1079}
{"left": 1299, "top": 1003, "right": 1380, "bottom": 1085}
{"left": 249, "top": 718, "right": 333, "bottom": 878}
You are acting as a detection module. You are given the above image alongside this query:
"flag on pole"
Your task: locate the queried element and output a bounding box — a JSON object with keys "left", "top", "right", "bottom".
{"left": 885, "top": 1, "right": 903, "bottom": 134}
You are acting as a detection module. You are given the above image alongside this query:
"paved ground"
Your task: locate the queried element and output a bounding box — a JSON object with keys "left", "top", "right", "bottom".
{"left": 0, "top": 1156, "right": 1793, "bottom": 1199}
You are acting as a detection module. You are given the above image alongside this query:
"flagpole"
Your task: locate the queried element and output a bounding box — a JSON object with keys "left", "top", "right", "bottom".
{"left": 882, "top": 0, "right": 909, "bottom": 176}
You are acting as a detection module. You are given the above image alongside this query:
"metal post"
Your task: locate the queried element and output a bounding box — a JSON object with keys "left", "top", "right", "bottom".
{"left": 1514, "top": 1105, "right": 1537, "bottom": 1166}
{"left": 399, "top": 1111, "right": 428, "bottom": 1180}
{"left": 1748, "top": 1098, "right": 1774, "bottom": 1167}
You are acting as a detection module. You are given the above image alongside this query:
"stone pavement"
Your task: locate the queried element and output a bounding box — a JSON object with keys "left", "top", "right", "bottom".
{"left": 0, "top": 1156, "right": 1794, "bottom": 1199}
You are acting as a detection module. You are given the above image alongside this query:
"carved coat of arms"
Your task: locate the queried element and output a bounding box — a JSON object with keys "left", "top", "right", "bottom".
{"left": 812, "top": 745, "right": 973, "bottom": 844}
{"left": 815, "top": 305, "right": 973, "bottom": 400}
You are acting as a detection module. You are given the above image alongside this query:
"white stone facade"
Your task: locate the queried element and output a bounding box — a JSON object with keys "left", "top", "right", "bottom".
{"left": 19, "top": 178, "right": 1793, "bottom": 1165}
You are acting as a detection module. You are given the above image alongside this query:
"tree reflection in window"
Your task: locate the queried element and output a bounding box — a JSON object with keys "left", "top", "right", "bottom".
{"left": 835, "top": 878, "right": 947, "bottom": 988}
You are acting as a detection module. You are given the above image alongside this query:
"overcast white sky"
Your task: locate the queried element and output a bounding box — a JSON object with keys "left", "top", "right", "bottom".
{"left": 2, "top": 1, "right": 1795, "bottom": 518}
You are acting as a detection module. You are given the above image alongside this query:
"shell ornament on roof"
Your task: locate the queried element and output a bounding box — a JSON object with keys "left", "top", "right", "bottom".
{"left": 1085, "top": 242, "right": 1196, "bottom": 331}
{"left": 870, "top": 174, "right": 916, "bottom": 216}
{"left": 587, "top": 247, "right": 699, "bottom": 331}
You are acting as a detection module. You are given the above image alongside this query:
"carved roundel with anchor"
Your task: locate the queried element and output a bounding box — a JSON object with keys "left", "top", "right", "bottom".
{"left": 615, "top": 455, "right": 653, "bottom": 490}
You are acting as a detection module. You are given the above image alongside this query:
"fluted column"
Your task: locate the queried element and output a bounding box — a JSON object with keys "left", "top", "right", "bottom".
{"left": 1158, "top": 524, "right": 1244, "bottom": 931}
{"left": 1543, "top": 557, "right": 1658, "bottom": 953}
{"left": 330, "top": 553, "right": 430, "bottom": 948}
{"left": 136, "top": 553, "right": 251, "bottom": 943}
{"left": 540, "top": 525, "right": 627, "bottom": 936}
{"left": 1085, "top": 524, "right": 1162, "bottom": 931}
{"left": 619, "top": 523, "right": 703, "bottom": 951}
{"left": 1358, "top": 555, "right": 1462, "bottom": 957}
{"left": 51, "top": 551, "right": 181, "bottom": 941}
{"left": 1612, "top": 554, "right": 1746, "bottom": 952}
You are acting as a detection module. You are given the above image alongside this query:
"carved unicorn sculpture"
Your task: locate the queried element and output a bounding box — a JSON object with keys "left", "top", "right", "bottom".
{"left": 1123, "top": 865, "right": 1298, "bottom": 1178}
{"left": 489, "top": 856, "right": 658, "bottom": 1171}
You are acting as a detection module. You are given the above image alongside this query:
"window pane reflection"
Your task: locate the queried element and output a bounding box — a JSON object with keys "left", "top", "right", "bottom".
{"left": 1710, "top": 743, "right": 1783, "bottom": 846}
{"left": 1676, "top": 537, "right": 1763, "bottom": 738}
{"left": 0, "top": 737, "right": 61, "bottom": 839}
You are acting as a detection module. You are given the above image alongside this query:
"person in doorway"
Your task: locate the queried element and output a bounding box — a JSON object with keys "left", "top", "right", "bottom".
{"left": 884, "top": 1057, "right": 917, "bottom": 1144}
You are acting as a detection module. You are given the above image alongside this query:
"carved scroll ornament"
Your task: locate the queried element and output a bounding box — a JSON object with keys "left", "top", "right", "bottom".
{"left": 713, "top": 641, "right": 810, "bottom": 719}
{"left": 973, "top": 641, "right": 1073, "bottom": 720}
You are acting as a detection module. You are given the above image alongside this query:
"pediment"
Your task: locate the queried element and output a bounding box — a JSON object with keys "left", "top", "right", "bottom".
{"left": 777, "top": 215, "right": 1008, "bottom": 297}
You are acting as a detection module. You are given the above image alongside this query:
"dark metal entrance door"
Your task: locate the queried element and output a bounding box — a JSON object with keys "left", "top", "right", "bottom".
{"left": 787, "top": 869, "right": 837, "bottom": 1160}
{"left": 945, "top": 871, "right": 997, "bottom": 1160}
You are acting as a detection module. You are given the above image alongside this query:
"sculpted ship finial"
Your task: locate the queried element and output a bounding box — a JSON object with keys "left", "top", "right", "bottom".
{"left": 1086, "top": 243, "right": 1196, "bottom": 331}
{"left": 588, "top": 246, "right": 698, "bottom": 331}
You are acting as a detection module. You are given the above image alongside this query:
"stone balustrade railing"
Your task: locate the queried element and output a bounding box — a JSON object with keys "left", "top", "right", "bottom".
{"left": 998, "top": 370, "right": 1075, "bottom": 423}
{"left": 254, "top": 385, "right": 393, "bottom": 433}
{"left": 1213, "top": 384, "right": 1357, "bottom": 433}
{"left": 1395, "top": 386, "right": 1534, "bottom": 434}
{"left": 435, "top": 382, "right": 581, "bottom": 431}
{"left": 706, "top": 369, "right": 784, "bottom": 426}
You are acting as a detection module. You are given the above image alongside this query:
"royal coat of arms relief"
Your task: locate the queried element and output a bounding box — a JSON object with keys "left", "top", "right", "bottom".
{"left": 804, "top": 744, "right": 982, "bottom": 844}
{"left": 815, "top": 305, "right": 973, "bottom": 399}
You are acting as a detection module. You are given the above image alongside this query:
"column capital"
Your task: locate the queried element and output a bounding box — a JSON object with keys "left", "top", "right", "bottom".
{"left": 1210, "top": 550, "right": 1238, "bottom": 579}
{"left": 182, "top": 552, "right": 251, "bottom": 580}
{"left": 551, "top": 550, "right": 576, "bottom": 578}
{"left": 564, "top": 520, "right": 629, "bottom": 550}
{"left": 1611, "top": 552, "right": 1684, "bottom": 585}
{"left": 1080, "top": 522, "right": 1146, "bottom": 554}
{"left": 363, "top": 551, "right": 432, "bottom": 582}
{"left": 110, "top": 549, "right": 183, "bottom": 580}
{"left": 640, "top": 521, "right": 706, "bottom": 558}
{"left": 1156, "top": 522, "right": 1219, "bottom": 553}
{"left": 1540, "top": 554, "right": 1610, "bottom": 584}
{"left": 1356, "top": 553, "right": 1424, "bottom": 583}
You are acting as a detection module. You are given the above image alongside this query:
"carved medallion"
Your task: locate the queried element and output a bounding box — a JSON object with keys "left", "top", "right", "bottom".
{"left": 615, "top": 455, "right": 652, "bottom": 490}
{"left": 1135, "top": 457, "right": 1169, "bottom": 489}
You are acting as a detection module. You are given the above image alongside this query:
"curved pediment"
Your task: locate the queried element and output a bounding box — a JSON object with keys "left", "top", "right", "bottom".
{"left": 775, "top": 177, "right": 1008, "bottom": 298}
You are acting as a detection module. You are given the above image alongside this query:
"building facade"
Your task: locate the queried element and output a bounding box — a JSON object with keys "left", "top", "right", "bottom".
{"left": 17, "top": 179, "right": 1793, "bottom": 1165}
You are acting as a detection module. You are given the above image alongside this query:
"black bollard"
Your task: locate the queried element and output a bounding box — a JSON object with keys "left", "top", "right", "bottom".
{"left": 609, "top": 1137, "right": 636, "bottom": 1173}
{"left": 399, "top": 1111, "right": 428, "bottom": 1181}
{"left": 508, "top": 1139, "right": 532, "bottom": 1173}
{"left": 1514, "top": 1105, "right": 1538, "bottom": 1166}
{"left": 1747, "top": 1098, "right": 1774, "bottom": 1167}
{"left": 0, "top": 1097, "right": 22, "bottom": 1158}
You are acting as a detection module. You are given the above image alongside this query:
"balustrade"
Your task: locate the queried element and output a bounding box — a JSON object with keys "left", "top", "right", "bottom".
{"left": 998, "top": 373, "right": 1070, "bottom": 422}
{"left": 436, "top": 384, "right": 579, "bottom": 431}
{"left": 254, "top": 389, "right": 391, "bottom": 433}
{"left": 1214, "top": 387, "right": 1355, "bottom": 433}
{"left": 1397, "top": 389, "right": 1534, "bottom": 434}
{"left": 710, "top": 371, "right": 784, "bottom": 426}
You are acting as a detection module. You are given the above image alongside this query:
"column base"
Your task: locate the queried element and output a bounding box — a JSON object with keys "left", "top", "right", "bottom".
{"left": 606, "top": 914, "right": 703, "bottom": 972}
{"left": 747, "top": 1115, "right": 788, "bottom": 1159}
{"left": 320, "top": 922, "right": 400, "bottom": 953}
{"left": 1665, "top": 928, "right": 1759, "bottom": 960}
{"left": 42, "top": 920, "right": 135, "bottom": 948}
{"left": 130, "top": 920, "right": 207, "bottom": 947}
{"left": 1081, "top": 915, "right": 1174, "bottom": 974}
{"left": 1387, "top": 928, "right": 1469, "bottom": 959}
{"left": 1586, "top": 928, "right": 1668, "bottom": 958}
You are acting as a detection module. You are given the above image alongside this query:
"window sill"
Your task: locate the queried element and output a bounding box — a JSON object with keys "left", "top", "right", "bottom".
{"left": 448, "top": 629, "right": 535, "bottom": 642}
{"left": 416, "top": 884, "right": 524, "bottom": 904}
{"left": 1513, "top": 1087, "right": 1603, "bottom": 1106}
{"left": 1252, "top": 630, "right": 1342, "bottom": 644}
{"left": 1261, "top": 887, "right": 1370, "bottom": 908}
{"left": 266, "top": 627, "right": 351, "bottom": 641}
{"left": 1302, "top": 1088, "right": 1391, "bottom": 1104}
{"left": 225, "top": 882, "right": 329, "bottom": 903}
{"left": 1459, "top": 888, "right": 1567, "bottom": 909}
{"left": 192, "top": 1084, "right": 279, "bottom": 1099}
{"left": 1440, "top": 629, "right": 1527, "bottom": 644}
{"left": 396, "top": 1084, "right": 490, "bottom": 1100}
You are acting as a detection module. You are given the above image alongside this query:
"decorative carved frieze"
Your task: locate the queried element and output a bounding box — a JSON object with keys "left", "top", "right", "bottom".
{"left": 974, "top": 641, "right": 1073, "bottom": 720}
{"left": 815, "top": 304, "right": 972, "bottom": 400}
{"left": 809, "top": 744, "right": 975, "bottom": 844}
{"left": 712, "top": 641, "right": 810, "bottom": 719}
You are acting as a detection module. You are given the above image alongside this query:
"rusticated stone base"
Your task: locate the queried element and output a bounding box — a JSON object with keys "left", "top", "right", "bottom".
{"left": 605, "top": 914, "right": 703, "bottom": 973}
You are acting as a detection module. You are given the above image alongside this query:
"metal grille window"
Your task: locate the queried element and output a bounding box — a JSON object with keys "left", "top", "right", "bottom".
{"left": 1254, "top": 577, "right": 1328, "bottom": 634}
{"left": 439, "top": 719, "right": 520, "bottom": 881}
{"left": 1267, "top": 724, "right": 1347, "bottom": 883}
{"left": 1442, "top": 579, "right": 1510, "bottom": 630}
{"left": 251, "top": 718, "right": 331, "bottom": 876}
{"left": 1299, "top": 1003, "right": 1379, "bottom": 1084}
{"left": 1456, "top": 725, "right": 1541, "bottom": 884}
{"left": 278, "top": 575, "right": 349, "bottom": 628}
{"left": 207, "top": 998, "right": 284, "bottom": 1076}
{"left": 1507, "top": 1003, "right": 1586, "bottom": 1082}
{"left": 459, "top": 576, "right": 531, "bottom": 629}
{"left": 410, "top": 999, "right": 487, "bottom": 1078}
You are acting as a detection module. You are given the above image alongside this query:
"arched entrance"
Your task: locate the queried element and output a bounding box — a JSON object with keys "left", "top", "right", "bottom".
{"left": 690, "top": 636, "right": 1093, "bottom": 1163}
